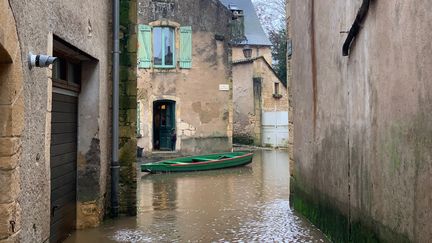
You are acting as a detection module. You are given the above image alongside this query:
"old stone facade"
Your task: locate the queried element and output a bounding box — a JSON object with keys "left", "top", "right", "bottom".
{"left": 232, "top": 45, "right": 272, "bottom": 64}
{"left": 118, "top": 0, "right": 138, "bottom": 216}
{"left": 290, "top": 0, "right": 432, "bottom": 242}
{"left": 137, "top": 0, "right": 233, "bottom": 155}
{"left": 232, "top": 57, "right": 288, "bottom": 147}
{"left": 222, "top": 0, "right": 289, "bottom": 148}
{"left": 0, "top": 0, "right": 112, "bottom": 242}
{"left": 0, "top": 2, "right": 24, "bottom": 242}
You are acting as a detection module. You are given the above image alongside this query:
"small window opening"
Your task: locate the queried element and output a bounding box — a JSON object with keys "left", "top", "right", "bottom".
{"left": 273, "top": 82, "right": 282, "bottom": 99}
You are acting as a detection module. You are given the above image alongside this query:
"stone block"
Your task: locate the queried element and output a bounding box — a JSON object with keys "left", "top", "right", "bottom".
{"left": 76, "top": 201, "right": 102, "bottom": 229}
{"left": 0, "top": 96, "right": 23, "bottom": 137}
{"left": 119, "top": 126, "right": 135, "bottom": 138}
{"left": 0, "top": 138, "right": 20, "bottom": 157}
{"left": 0, "top": 231, "right": 19, "bottom": 243}
{"left": 0, "top": 169, "right": 19, "bottom": 204}
{"left": 0, "top": 154, "right": 19, "bottom": 171}
{"left": 0, "top": 202, "right": 20, "bottom": 240}
{"left": 0, "top": 106, "right": 12, "bottom": 137}
{"left": 0, "top": 65, "right": 21, "bottom": 106}
{"left": 11, "top": 95, "right": 23, "bottom": 137}
{"left": 127, "top": 34, "right": 137, "bottom": 53}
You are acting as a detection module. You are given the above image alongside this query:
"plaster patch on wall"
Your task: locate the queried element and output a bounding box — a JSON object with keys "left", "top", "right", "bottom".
{"left": 191, "top": 101, "right": 219, "bottom": 124}
{"left": 177, "top": 121, "right": 196, "bottom": 137}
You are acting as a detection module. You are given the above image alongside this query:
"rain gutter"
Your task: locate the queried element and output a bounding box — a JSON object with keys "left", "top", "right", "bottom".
{"left": 342, "top": 0, "right": 372, "bottom": 56}
{"left": 111, "top": 0, "right": 120, "bottom": 217}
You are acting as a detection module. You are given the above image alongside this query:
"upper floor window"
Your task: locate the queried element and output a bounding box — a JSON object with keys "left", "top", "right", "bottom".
{"left": 274, "top": 82, "right": 280, "bottom": 95}
{"left": 153, "top": 27, "right": 175, "bottom": 67}
{"left": 273, "top": 82, "right": 282, "bottom": 99}
{"left": 138, "top": 23, "right": 192, "bottom": 69}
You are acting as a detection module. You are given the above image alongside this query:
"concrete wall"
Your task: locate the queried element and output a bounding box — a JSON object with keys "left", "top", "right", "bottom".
{"left": 290, "top": 0, "right": 432, "bottom": 242}
{"left": 232, "top": 57, "right": 288, "bottom": 146}
{"left": 0, "top": 1, "right": 111, "bottom": 242}
{"left": 137, "top": 0, "right": 233, "bottom": 154}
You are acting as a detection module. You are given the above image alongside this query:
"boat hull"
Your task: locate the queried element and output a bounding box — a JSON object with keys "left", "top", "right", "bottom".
{"left": 141, "top": 152, "right": 253, "bottom": 173}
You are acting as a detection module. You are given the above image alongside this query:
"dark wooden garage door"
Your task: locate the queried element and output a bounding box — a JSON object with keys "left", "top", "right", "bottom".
{"left": 50, "top": 92, "right": 78, "bottom": 243}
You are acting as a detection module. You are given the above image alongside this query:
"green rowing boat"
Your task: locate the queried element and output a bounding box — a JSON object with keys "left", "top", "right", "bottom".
{"left": 141, "top": 151, "right": 254, "bottom": 173}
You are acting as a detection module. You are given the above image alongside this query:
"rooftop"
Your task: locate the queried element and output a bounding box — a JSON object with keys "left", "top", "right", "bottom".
{"left": 219, "top": 0, "right": 272, "bottom": 46}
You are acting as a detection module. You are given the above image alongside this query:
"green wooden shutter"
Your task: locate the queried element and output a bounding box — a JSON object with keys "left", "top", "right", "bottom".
{"left": 179, "top": 26, "right": 192, "bottom": 69}
{"left": 138, "top": 25, "right": 152, "bottom": 68}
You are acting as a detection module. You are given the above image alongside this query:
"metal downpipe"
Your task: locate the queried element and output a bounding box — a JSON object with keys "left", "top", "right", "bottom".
{"left": 342, "top": 0, "right": 371, "bottom": 56}
{"left": 111, "top": 0, "right": 120, "bottom": 217}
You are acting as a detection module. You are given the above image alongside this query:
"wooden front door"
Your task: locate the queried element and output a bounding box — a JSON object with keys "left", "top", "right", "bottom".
{"left": 153, "top": 100, "right": 175, "bottom": 151}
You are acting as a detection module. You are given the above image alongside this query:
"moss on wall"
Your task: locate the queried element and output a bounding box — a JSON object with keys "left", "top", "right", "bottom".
{"left": 291, "top": 178, "right": 410, "bottom": 243}
{"left": 233, "top": 135, "right": 254, "bottom": 145}
{"left": 118, "top": 0, "right": 137, "bottom": 216}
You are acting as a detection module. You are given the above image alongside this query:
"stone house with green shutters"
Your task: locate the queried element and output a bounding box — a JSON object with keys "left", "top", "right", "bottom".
{"left": 136, "top": 0, "right": 234, "bottom": 154}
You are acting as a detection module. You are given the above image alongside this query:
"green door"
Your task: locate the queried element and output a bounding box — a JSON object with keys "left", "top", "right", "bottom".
{"left": 153, "top": 100, "right": 175, "bottom": 151}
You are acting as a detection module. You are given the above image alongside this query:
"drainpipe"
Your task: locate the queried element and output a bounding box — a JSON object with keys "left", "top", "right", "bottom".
{"left": 111, "top": 0, "right": 120, "bottom": 217}
{"left": 342, "top": 0, "right": 371, "bottom": 56}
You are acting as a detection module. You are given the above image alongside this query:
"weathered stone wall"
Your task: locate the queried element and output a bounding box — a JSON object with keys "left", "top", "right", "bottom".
{"left": 291, "top": 0, "right": 432, "bottom": 242}
{"left": 137, "top": 0, "right": 233, "bottom": 154}
{"left": 232, "top": 46, "right": 272, "bottom": 64}
{"left": 232, "top": 58, "right": 288, "bottom": 146}
{"left": 232, "top": 62, "right": 256, "bottom": 145}
{"left": 0, "top": 1, "right": 24, "bottom": 242}
{"left": 118, "top": 0, "right": 138, "bottom": 216}
{"left": 255, "top": 59, "right": 288, "bottom": 112}
{"left": 2, "top": 0, "right": 112, "bottom": 241}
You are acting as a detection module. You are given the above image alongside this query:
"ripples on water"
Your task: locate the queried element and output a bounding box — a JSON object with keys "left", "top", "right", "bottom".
{"left": 66, "top": 150, "right": 328, "bottom": 243}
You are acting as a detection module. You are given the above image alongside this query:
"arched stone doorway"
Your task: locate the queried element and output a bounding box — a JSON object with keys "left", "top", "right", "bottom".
{"left": 0, "top": 0, "right": 24, "bottom": 241}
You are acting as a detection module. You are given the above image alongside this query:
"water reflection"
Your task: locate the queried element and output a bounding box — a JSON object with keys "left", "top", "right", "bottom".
{"left": 65, "top": 150, "right": 328, "bottom": 242}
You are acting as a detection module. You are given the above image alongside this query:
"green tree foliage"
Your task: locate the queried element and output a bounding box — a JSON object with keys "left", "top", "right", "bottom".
{"left": 252, "top": 0, "right": 287, "bottom": 85}
{"left": 269, "top": 28, "right": 287, "bottom": 85}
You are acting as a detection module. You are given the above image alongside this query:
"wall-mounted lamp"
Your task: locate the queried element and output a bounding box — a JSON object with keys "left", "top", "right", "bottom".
{"left": 28, "top": 52, "right": 58, "bottom": 70}
{"left": 242, "top": 44, "right": 252, "bottom": 59}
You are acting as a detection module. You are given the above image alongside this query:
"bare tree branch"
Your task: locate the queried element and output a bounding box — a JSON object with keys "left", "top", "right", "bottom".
{"left": 252, "top": 0, "right": 286, "bottom": 34}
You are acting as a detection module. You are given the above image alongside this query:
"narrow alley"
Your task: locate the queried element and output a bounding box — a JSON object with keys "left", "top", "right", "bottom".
{"left": 65, "top": 150, "right": 328, "bottom": 242}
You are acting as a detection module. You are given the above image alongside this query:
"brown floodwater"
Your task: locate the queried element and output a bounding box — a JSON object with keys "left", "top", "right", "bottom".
{"left": 65, "top": 150, "right": 329, "bottom": 242}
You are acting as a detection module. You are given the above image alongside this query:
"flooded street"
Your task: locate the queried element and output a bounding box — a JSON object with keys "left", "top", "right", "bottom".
{"left": 65, "top": 150, "right": 328, "bottom": 242}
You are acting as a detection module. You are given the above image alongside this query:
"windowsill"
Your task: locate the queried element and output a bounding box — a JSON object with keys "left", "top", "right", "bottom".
{"left": 138, "top": 66, "right": 191, "bottom": 72}
{"left": 154, "top": 65, "right": 176, "bottom": 69}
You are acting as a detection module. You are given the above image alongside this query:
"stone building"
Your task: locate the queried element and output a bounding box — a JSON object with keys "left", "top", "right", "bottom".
{"left": 136, "top": 0, "right": 233, "bottom": 155}
{"left": 0, "top": 0, "right": 112, "bottom": 242}
{"left": 286, "top": 0, "right": 294, "bottom": 173}
{"left": 290, "top": 0, "right": 432, "bottom": 242}
{"left": 232, "top": 57, "right": 288, "bottom": 147}
{"left": 220, "top": 0, "right": 289, "bottom": 147}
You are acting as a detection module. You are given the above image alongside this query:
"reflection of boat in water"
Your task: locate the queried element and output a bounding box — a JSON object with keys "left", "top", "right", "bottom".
{"left": 141, "top": 152, "right": 253, "bottom": 173}
{"left": 140, "top": 165, "right": 254, "bottom": 181}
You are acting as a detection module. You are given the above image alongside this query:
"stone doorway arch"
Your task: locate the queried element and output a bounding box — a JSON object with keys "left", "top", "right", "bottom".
{"left": 0, "top": 0, "right": 24, "bottom": 241}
